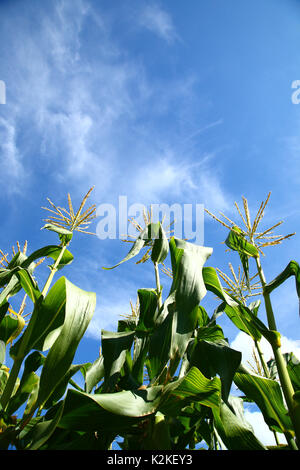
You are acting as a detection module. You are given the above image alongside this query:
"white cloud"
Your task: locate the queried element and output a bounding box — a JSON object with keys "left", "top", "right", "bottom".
{"left": 0, "top": 117, "right": 25, "bottom": 193}
{"left": 139, "top": 4, "right": 178, "bottom": 44}
{"left": 231, "top": 330, "right": 300, "bottom": 367}
{"left": 0, "top": 0, "right": 231, "bottom": 227}
{"left": 244, "top": 408, "right": 286, "bottom": 446}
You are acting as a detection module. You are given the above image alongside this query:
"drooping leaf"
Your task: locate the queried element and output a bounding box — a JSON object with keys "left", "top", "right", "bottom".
{"left": 56, "top": 386, "right": 163, "bottom": 433}
{"left": 137, "top": 288, "right": 158, "bottom": 331}
{"left": 101, "top": 329, "right": 135, "bottom": 391}
{"left": 84, "top": 356, "right": 105, "bottom": 393}
{"left": 131, "top": 331, "right": 149, "bottom": 385}
{"left": 6, "top": 351, "right": 45, "bottom": 415}
{"left": 36, "top": 278, "right": 96, "bottom": 408}
{"left": 147, "top": 296, "right": 175, "bottom": 381}
{"left": 225, "top": 228, "right": 259, "bottom": 257}
{"left": 10, "top": 276, "right": 67, "bottom": 359}
{"left": 41, "top": 224, "right": 73, "bottom": 246}
{"left": 169, "top": 238, "right": 213, "bottom": 314}
{"left": 188, "top": 338, "right": 241, "bottom": 402}
{"left": 159, "top": 366, "right": 221, "bottom": 417}
{"left": 151, "top": 223, "right": 169, "bottom": 264}
{"left": 264, "top": 260, "right": 300, "bottom": 315}
{"left": 202, "top": 267, "right": 263, "bottom": 341}
{"left": 213, "top": 396, "right": 266, "bottom": 450}
{"left": 103, "top": 223, "right": 160, "bottom": 270}
{"left": 43, "top": 363, "right": 84, "bottom": 410}
{"left": 24, "top": 401, "right": 65, "bottom": 450}
{"left": 168, "top": 238, "right": 213, "bottom": 361}
{"left": 23, "top": 245, "right": 74, "bottom": 271}
{"left": 16, "top": 269, "right": 41, "bottom": 303}
{"left": 234, "top": 365, "right": 294, "bottom": 434}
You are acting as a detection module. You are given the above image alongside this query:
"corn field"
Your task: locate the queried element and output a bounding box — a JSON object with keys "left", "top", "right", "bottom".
{"left": 0, "top": 189, "right": 299, "bottom": 451}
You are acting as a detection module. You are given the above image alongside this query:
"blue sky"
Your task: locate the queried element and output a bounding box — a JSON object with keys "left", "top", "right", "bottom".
{"left": 1, "top": 0, "right": 300, "bottom": 446}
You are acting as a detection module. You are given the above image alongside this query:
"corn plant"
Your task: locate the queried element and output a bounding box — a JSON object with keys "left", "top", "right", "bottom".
{"left": 0, "top": 192, "right": 299, "bottom": 451}
{"left": 0, "top": 189, "right": 97, "bottom": 450}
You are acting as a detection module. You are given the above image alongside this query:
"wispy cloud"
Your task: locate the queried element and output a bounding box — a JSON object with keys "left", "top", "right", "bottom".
{"left": 139, "top": 3, "right": 179, "bottom": 44}
{"left": 0, "top": 116, "right": 24, "bottom": 193}
{"left": 0, "top": 0, "right": 231, "bottom": 249}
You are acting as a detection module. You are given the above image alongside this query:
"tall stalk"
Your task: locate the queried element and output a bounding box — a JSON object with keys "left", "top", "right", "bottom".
{"left": 255, "top": 254, "right": 300, "bottom": 447}
{"left": 154, "top": 261, "right": 162, "bottom": 310}
{"left": 254, "top": 339, "right": 270, "bottom": 378}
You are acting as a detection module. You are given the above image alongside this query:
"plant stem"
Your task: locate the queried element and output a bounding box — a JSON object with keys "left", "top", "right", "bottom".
{"left": 154, "top": 261, "right": 162, "bottom": 310}
{"left": 254, "top": 255, "right": 300, "bottom": 447}
{"left": 254, "top": 339, "right": 270, "bottom": 378}
{"left": 41, "top": 245, "right": 67, "bottom": 297}
{"left": 0, "top": 245, "right": 67, "bottom": 411}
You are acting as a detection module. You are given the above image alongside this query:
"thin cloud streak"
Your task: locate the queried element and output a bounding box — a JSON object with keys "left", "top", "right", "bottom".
{"left": 0, "top": 0, "right": 230, "bottom": 217}
{"left": 138, "top": 3, "right": 179, "bottom": 44}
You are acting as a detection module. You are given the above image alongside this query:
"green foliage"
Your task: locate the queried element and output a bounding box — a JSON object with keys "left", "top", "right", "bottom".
{"left": 0, "top": 193, "right": 299, "bottom": 451}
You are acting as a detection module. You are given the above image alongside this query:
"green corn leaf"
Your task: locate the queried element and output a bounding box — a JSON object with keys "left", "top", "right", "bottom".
{"left": 0, "top": 302, "right": 9, "bottom": 324}
{"left": 151, "top": 223, "right": 169, "bottom": 264}
{"left": 10, "top": 276, "right": 67, "bottom": 359}
{"left": 41, "top": 224, "right": 73, "bottom": 246}
{"left": 0, "top": 275, "right": 21, "bottom": 305}
{"left": 0, "top": 314, "right": 25, "bottom": 345}
{"left": 234, "top": 365, "right": 294, "bottom": 434}
{"left": 103, "top": 223, "right": 159, "bottom": 270}
{"left": 268, "top": 352, "right": 300, "bottom": 393}
{"left": 225, "top": 228, "right": 259, "bottom": 257}
{"left": 147, "top": 239, "right": 213, "bottom": 382}
{"left": 43, "top": 363, "right": 84, "bottom": 410}
{"left": 56, "top": 386, "right": 163, "bottom": 432}
{"left": 213, "top": 396, "right": 267, "bottom": 450}
{"left": 24, "top": 400, "right": 65, "bottom": 450}
{"left": 137, "top": 288, "right": 158, "bottom": 331}
{"left": 7, "top": 251, "right": 28, "bottom": 269}
{"left": 169, "top": 238, "right": 213, "bottom": 312}
{"left": 0, "top": 340, "right": 5, "bottom": 365}
{"left": 202, "top": 266, "right": 238, "bottom": 307}
{"left": 6, "top": 372, "right": 39, "bottom": 416}
{"left": 188, "top": 338, "right": 242, "bottom": 402}
{"left": 203, "top": 267, "right": 263, "bottom": 341}
{"left": 0, "top": 366, "right": 9, "bottom": 396}
{"left": 84, "top": 356, "right": 105, "bottom": 393}
{"left": 131, "top": 332, "right": 149, "bottom": 385}
{"left": 142, "top": 412, "right": 172, "bottom": 450}
{"left": 264, "top": 261, "right": 300, "bottom": 316}
{"left": 16, "top": 269, "right": 41, "bottom": 303}
{"left": 101, "top": 330, "right": 135, "bottom": 391}
{"left": 6, "top": 351, "right": 45, "bottom": 415}
{"left": 168, "top": 238, "right": 213, "bottom": 360}
{"left": 159, "top": 366, "right": 221, "bottom": 417}
{"left": 23, "top": 245, "right": 74, "bottom": 270}
{"left": 287, "top": 353, "right": 300, "bottom": 392}
{"left": 36, "top": 278, "right": 96, "bottom": 408}
{"left": 147, "top": 306, "right": 175, "bottom": 381}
